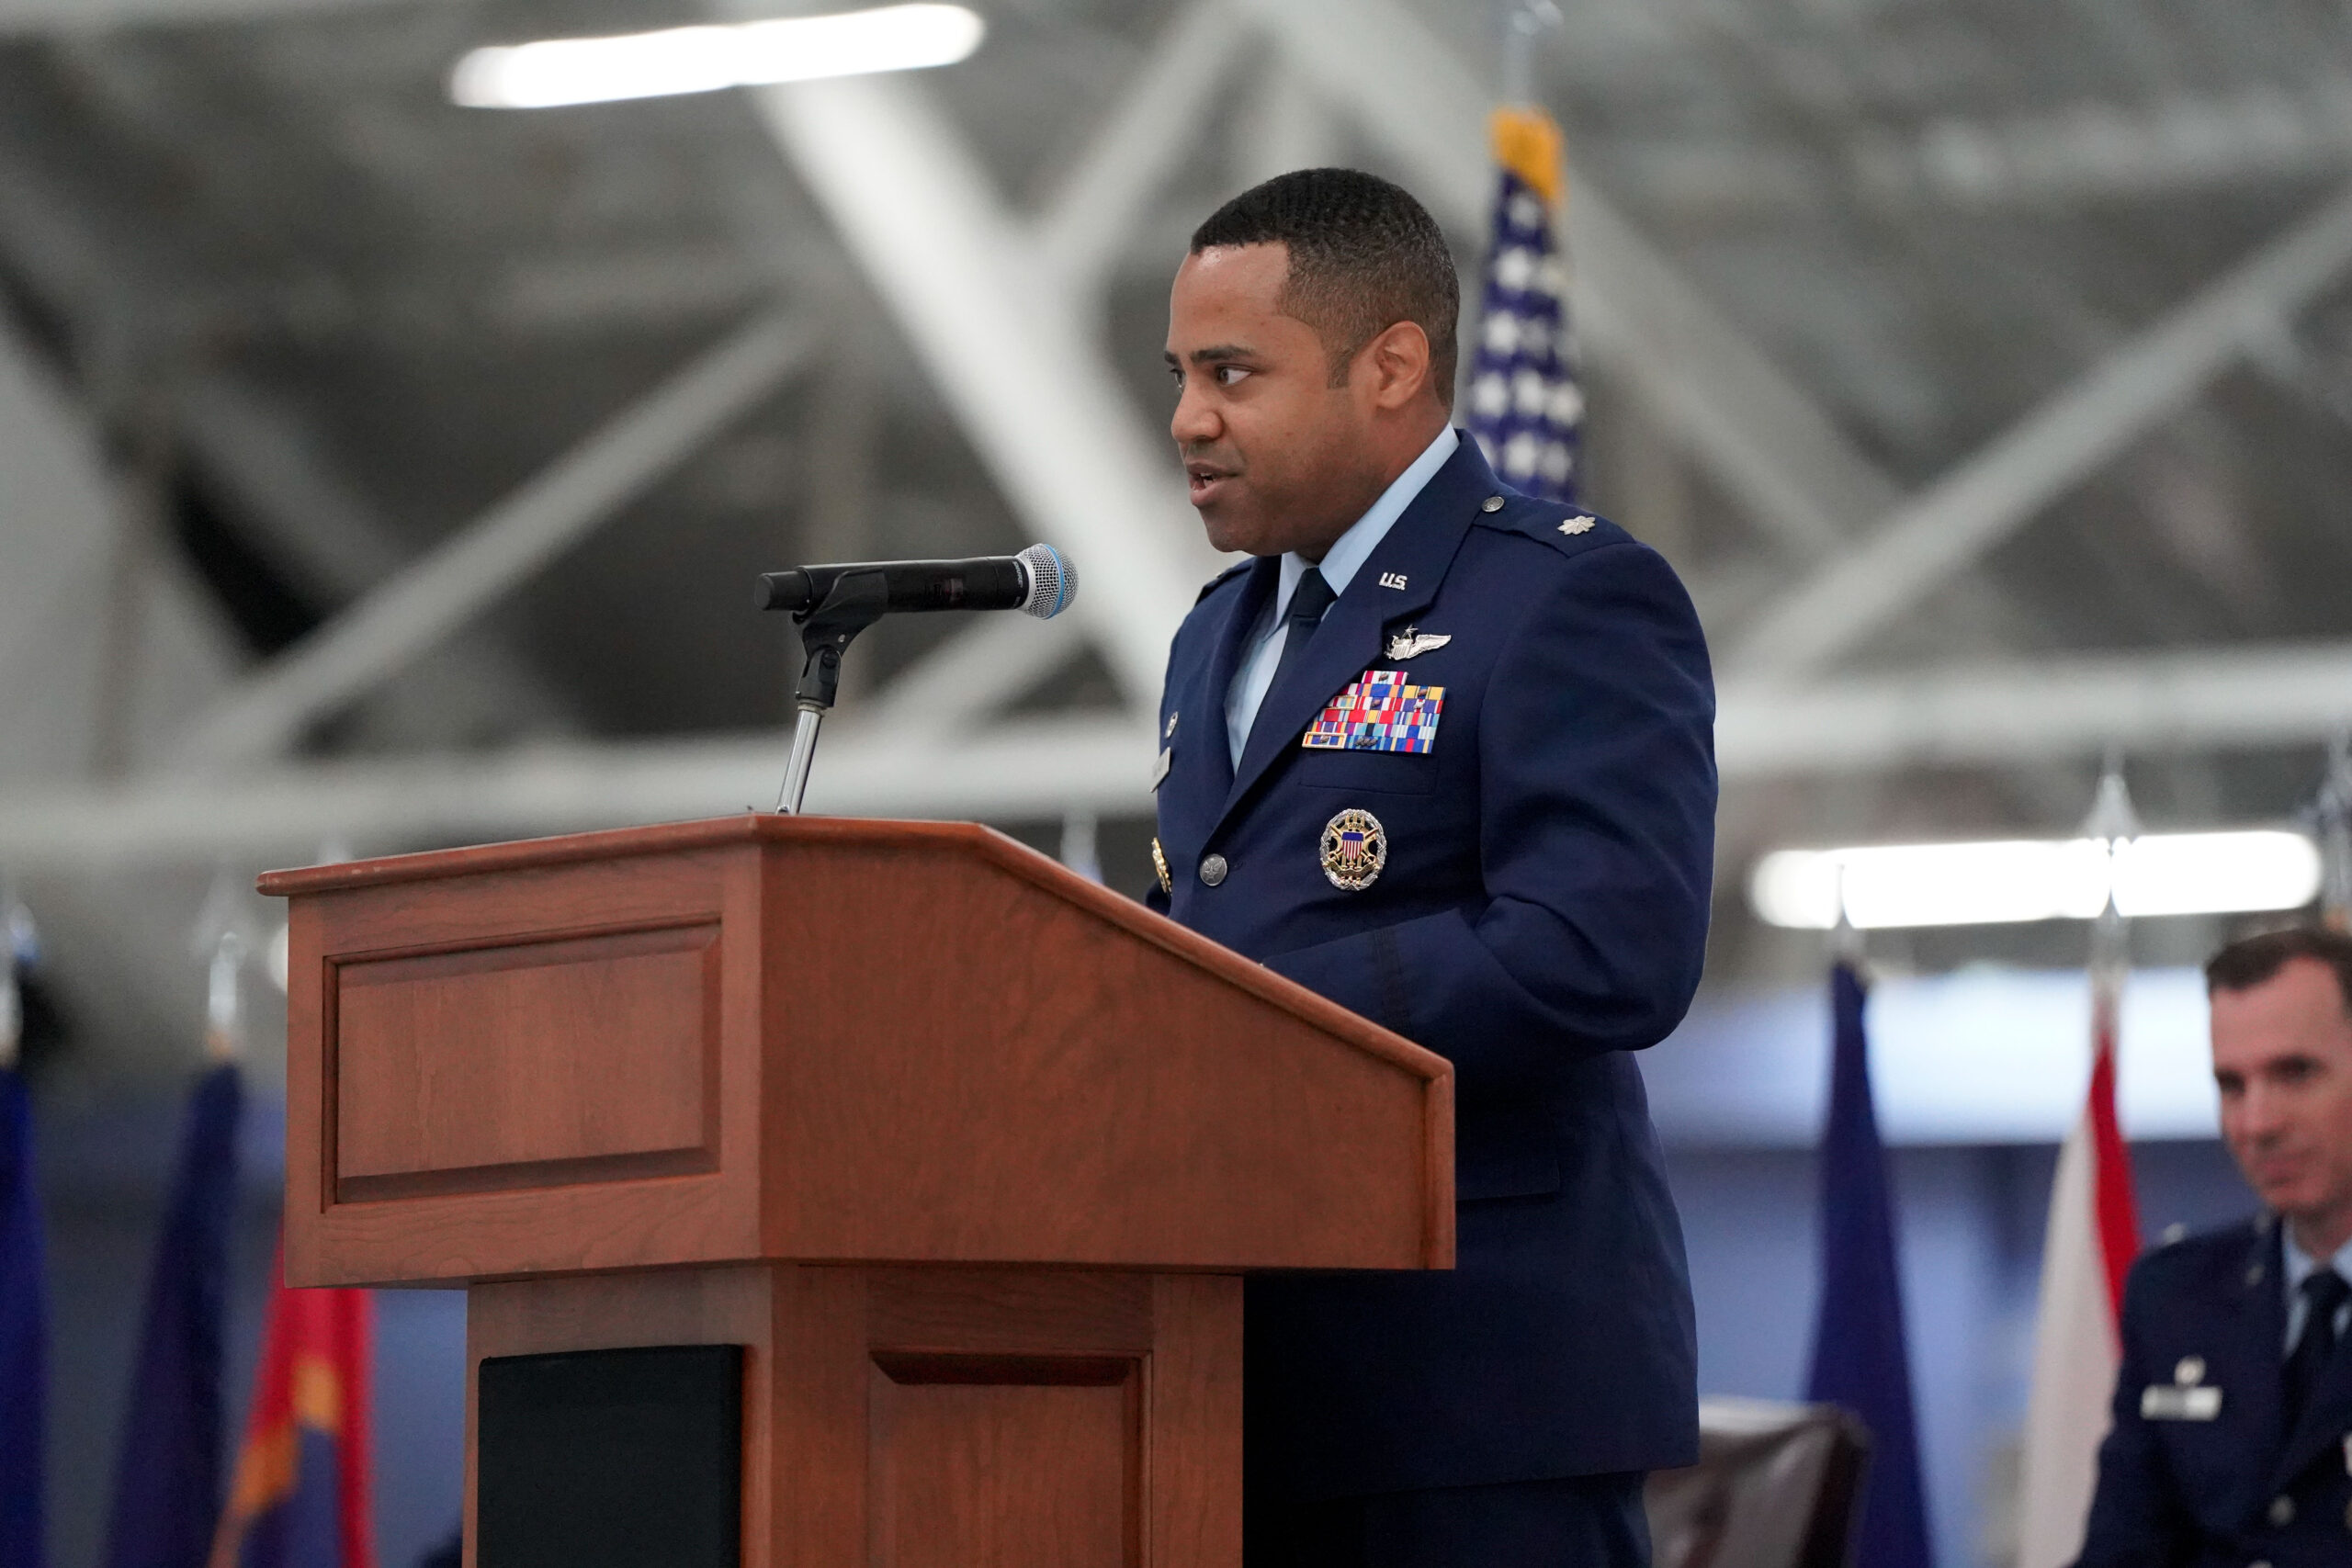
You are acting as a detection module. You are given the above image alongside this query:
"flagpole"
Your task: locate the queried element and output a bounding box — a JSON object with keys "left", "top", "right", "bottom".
{"left": 0, "top": 883, "right": 44, "bottom": 1568}
{"left": 1498, "top": 0, "right": 1561, "bottom": 107}
{"left": 2315, "top": 730, "right": 2351, "bottom": 930}
{"left": 100, "top": 924, "right": 245, "bottom": 1568}
{"left": 2017, "top": 761, "right": 2145, "bottom": 1568}
{"left": 0, "top": 886, "right": 19, "bottom": 1075}
{"left": 1805, "top": 873, "right": 1936, "bottom": 1568}
{"left": 203, "top": 931, "right": 243, "bottom": 1064}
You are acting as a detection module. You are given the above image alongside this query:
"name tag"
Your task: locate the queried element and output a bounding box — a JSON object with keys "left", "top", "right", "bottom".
{"left": 2142, "top": 1385, "right": 2222, "bottom": 1421}
{"left": 1149, "top": 748, "right": 1171, "bottom": 790}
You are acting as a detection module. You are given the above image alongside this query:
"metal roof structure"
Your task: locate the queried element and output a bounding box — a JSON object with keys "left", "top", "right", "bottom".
{"left": 2, "top": 0, "right": 2349, "bottom": 1078}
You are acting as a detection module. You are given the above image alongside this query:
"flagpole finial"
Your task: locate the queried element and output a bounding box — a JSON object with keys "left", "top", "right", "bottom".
{"left": 204, "top": 929, "right": 243, "bottom": 1065}
{"left": 1829, "top": 861, "right": 1865, "bottom": 967}
{"left": 1498, "top": 0, "right": 1562, "bottom": 108}
{"left": 2085, "top": 761, "right": 2139, "bottom": 981}
{"left": 191, "top": 865, "right": 255, "bottom": 1064}
{"left": 0, "top": 885, "right": 32, "bottom": 1073}
{"left": 2083, "top": 756, "right": 2142, "bottom": 843}
{"left": 2314, "top": 730, "right": 2352, "bottom": 931}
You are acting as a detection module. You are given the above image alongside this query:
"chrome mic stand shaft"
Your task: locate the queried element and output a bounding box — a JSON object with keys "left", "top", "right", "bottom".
{"left": 770, "top": 570, "right": 888, "bottom": 815}
{"left": 775, "top": 703, "right": 826, "bottom": 815}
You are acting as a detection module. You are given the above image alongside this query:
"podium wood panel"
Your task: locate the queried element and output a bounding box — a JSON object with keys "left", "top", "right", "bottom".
{"left": 265, "top": 815, "right": 1452, "bottom": 1288}
{"left": 268, "top": 815, "right": 1437, "bottom": 1568}
{"left": 334, "top": 921, "right": 719, "bottom": 1199}
{"left": 466, "top": 1266, "right": 1240, "bottom": 1568}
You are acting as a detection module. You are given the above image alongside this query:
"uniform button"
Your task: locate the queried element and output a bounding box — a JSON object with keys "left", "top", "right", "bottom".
{"left": 2250, "top": 1560, "right": 2272, "bottom": 1568}
{"left": 1480, "top": 494, "right": 1505, "bottom": 513}
{"left": 1198, "top": 853, "right": 1228, "bottom": 886}
{"left": 2269, "top": 1495, "right": 2295, "bottom": 1527}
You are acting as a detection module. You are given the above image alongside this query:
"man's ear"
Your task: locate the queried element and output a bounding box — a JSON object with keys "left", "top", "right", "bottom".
{"left": 1363, "top": 321, "right": 1433, "bottom": 411}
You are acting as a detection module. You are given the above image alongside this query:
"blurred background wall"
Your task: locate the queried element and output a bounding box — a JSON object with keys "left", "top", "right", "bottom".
{"left": 3, "top": 0, "right": 2350, "bottom": 1562}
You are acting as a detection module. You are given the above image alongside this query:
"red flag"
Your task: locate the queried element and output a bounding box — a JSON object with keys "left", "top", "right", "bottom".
{"left": 2016, "top": 952, "right": 2142, "bottom": 1568}
{"left": 209, "top": 1247, "right": 373, "bottom": 1568}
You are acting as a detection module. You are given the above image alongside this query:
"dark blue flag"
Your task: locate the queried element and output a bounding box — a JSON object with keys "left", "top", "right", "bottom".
{"left": 1466, "top": 107, "right": 1583, "bottom": 504}
{"left": 0, "top": 1060, "right": 46, "bottom": 1568}
{"left": 1805, "top": 961, "right": 1934, "bottom": 1568}
{"left": 104, "top": 1061, "right": 244, "bottom": 1568}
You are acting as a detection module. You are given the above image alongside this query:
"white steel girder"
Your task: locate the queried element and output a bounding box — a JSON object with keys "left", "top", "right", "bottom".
{"left": 0, "top": 0, "right": 421, "bottom": 29}
{"left": 1735, "top": 183, "right": 2352, "bottom": 676}
{"left": 1237, "top": 0, "right": 1903, "bottom": 558}
{"left": 4, "top": 644, "right": 2348, "bottom": 867}
{"left": 1034, "top": 0, "right": 1249, "bottom": 312}
{"left": 744, "top": 70, "right": 1217, "bottom": 712}
{"left": 170, "top": 307, "right": 817, "bottom": 766}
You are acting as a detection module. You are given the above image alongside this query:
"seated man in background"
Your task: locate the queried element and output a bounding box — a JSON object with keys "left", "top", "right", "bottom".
{"left": 2078, "top": 926, "right": 2352, "bottom": 1567}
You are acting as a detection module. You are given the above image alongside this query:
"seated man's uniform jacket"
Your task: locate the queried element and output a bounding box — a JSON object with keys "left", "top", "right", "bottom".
{"left": 1146, "top": 434, "right": 1715, "bottom": 1503}
{"left": 2079, "top": 1216, "right": 2352, "bottom": 1568}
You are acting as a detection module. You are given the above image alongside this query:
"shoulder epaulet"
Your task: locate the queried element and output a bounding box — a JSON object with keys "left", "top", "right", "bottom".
{"left": 2144, "top": 1214, "right": 2267, "bottom": 1267}
{"left": 1469, "top": 490, "right": 1634, "bottom": 559}
{"left": 1194, "top": 559, "right": 1252, "bottom": 604}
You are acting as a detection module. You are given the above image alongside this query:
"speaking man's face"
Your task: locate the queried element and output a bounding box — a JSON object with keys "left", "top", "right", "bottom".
{"left": 2212, "top": 956, "right": 2352, "bottom": 1241}
{"left": 1164, "top": 243, "right": 1390, "bottom": 558}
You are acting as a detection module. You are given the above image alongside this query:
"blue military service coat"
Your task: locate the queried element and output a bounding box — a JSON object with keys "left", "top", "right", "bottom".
{"left": 2079, "top": 1216, "right": 2352, "bottom": 1568}
{"left": 1145, "top": 434, "right": 1716, "bottom": 1503}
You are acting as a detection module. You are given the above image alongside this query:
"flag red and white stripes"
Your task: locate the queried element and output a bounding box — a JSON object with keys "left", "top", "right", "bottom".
{"left": 2016, "top": 962, "right": 2142, "bottom": 1568}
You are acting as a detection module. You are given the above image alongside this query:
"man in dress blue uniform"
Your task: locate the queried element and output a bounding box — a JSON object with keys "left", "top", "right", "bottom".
{"left": 2078, "top": 927, "right": 2352, "bottom": 1567}
{"left": 1148, "top": 168, "right": 1714, "bottom": 1566}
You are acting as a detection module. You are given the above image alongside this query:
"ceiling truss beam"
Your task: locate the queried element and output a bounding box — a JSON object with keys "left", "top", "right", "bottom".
{"left": 744, "top": 70, "right": 1216, "bottom": 711}
{"left": 1735, "top": 182, "right": 2352, "bottom": 676}
{"left": 170, "top": 306, "right": 817, "bottom": 767}
{"left": 6, "top": 644, "right": 2347, "bottom": 868}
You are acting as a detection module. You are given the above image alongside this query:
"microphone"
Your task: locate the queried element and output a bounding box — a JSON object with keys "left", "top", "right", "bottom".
{"left": 755, "top": 543, "right": 1078, "bottom": 620}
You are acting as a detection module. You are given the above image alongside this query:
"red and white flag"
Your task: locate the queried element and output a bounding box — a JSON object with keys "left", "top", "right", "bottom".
{"left": 2016, "top": 953, "right": 2142, "bottom": 1568}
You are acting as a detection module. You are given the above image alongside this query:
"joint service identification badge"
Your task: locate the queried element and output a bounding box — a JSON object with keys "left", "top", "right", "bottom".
{"left": 1320, "top": 809, "right": 1387, "bottom": 892}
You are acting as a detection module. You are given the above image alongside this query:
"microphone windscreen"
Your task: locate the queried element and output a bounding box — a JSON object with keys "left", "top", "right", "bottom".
{"left": 1015, "top": 543, "right": 1077, "bottom": 619}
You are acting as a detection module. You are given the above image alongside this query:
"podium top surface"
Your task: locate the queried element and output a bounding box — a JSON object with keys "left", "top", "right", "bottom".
{"left": 267, "top": 815, "right": 1454, "bottom": 1286}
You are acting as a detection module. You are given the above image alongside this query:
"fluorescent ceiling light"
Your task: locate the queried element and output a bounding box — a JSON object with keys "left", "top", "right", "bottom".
{"left": 1750, "top": 830, "right": 2322, "bottom": 931}
{"left": 450, "top": 4, "right": 986, "bottom": 109}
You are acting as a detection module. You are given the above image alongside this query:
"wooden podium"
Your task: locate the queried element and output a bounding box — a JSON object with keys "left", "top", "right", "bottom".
{"left": 261, "top": 815, "right": 1453, "bottom": 1568}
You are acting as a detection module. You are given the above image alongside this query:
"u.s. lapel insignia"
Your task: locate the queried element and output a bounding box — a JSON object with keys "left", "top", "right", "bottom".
{"left": 2139, "top": 1383, "right": 2222, "bottom": 1420}
{"left": 1558, "top": 514, "right": 1597, "bottom": 536}
{"left": 1385, "top": 626, "right": 1453, "bottom": 660}
{"left": 1150, "top": 837, "right": 1173, "bottom": 895}
{"left": 1320, "top": 808, "right": 1387, "bottom": 892}
{"left": 1164, "top": 710, "right": 1179, "bottom": 739}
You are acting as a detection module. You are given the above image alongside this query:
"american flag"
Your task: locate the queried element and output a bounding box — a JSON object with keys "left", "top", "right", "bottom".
{"left": 1465, "top": 108, "right": 1582, "bottom": 504}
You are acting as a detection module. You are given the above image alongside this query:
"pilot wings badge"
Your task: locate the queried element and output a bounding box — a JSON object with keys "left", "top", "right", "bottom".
{"left": 1384, "top": 626, "right": 1452, "bottom": 660}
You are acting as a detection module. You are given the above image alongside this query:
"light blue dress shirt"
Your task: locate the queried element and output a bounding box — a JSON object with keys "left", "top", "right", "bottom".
{"left": 2280, "top": 1226, "right": 2352, "bottom": 1351}
{"left": 1223, "top": 425, "right": 1460, "bottom": 769}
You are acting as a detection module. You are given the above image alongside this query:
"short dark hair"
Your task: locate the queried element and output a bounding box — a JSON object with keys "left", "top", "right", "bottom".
{"left": 2206, "top": 925, "right": 2352, "bottom": 1012}
{"left": 1190, "top": 168, "right": 1460, "bottom": 408}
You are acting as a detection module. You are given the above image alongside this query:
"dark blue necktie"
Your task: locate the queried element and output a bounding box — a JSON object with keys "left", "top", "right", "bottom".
{"left": 1265, "top": 567, "right": 1338, "bottom": 709}
{"left": 2284, "top": 1269, "right": 2349, "bottom": 1434}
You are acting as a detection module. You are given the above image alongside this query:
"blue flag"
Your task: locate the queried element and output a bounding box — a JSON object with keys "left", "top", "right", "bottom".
{"left": 104, "top": 1061, "right": 244, "bottom": 1568}
{"left": 1805, "top": 961, "right": 1934, "bottom": 1568}
{"left": 1466, "top": 107, "right": 1583, "bottom": 505}
{"left": 0, "top": 1060, "right": 46, "bottom": 1568}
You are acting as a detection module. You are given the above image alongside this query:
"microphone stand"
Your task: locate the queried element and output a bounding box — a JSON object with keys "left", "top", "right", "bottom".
{"left": 775, "top": 570, "right": 889, "bottom": 814}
